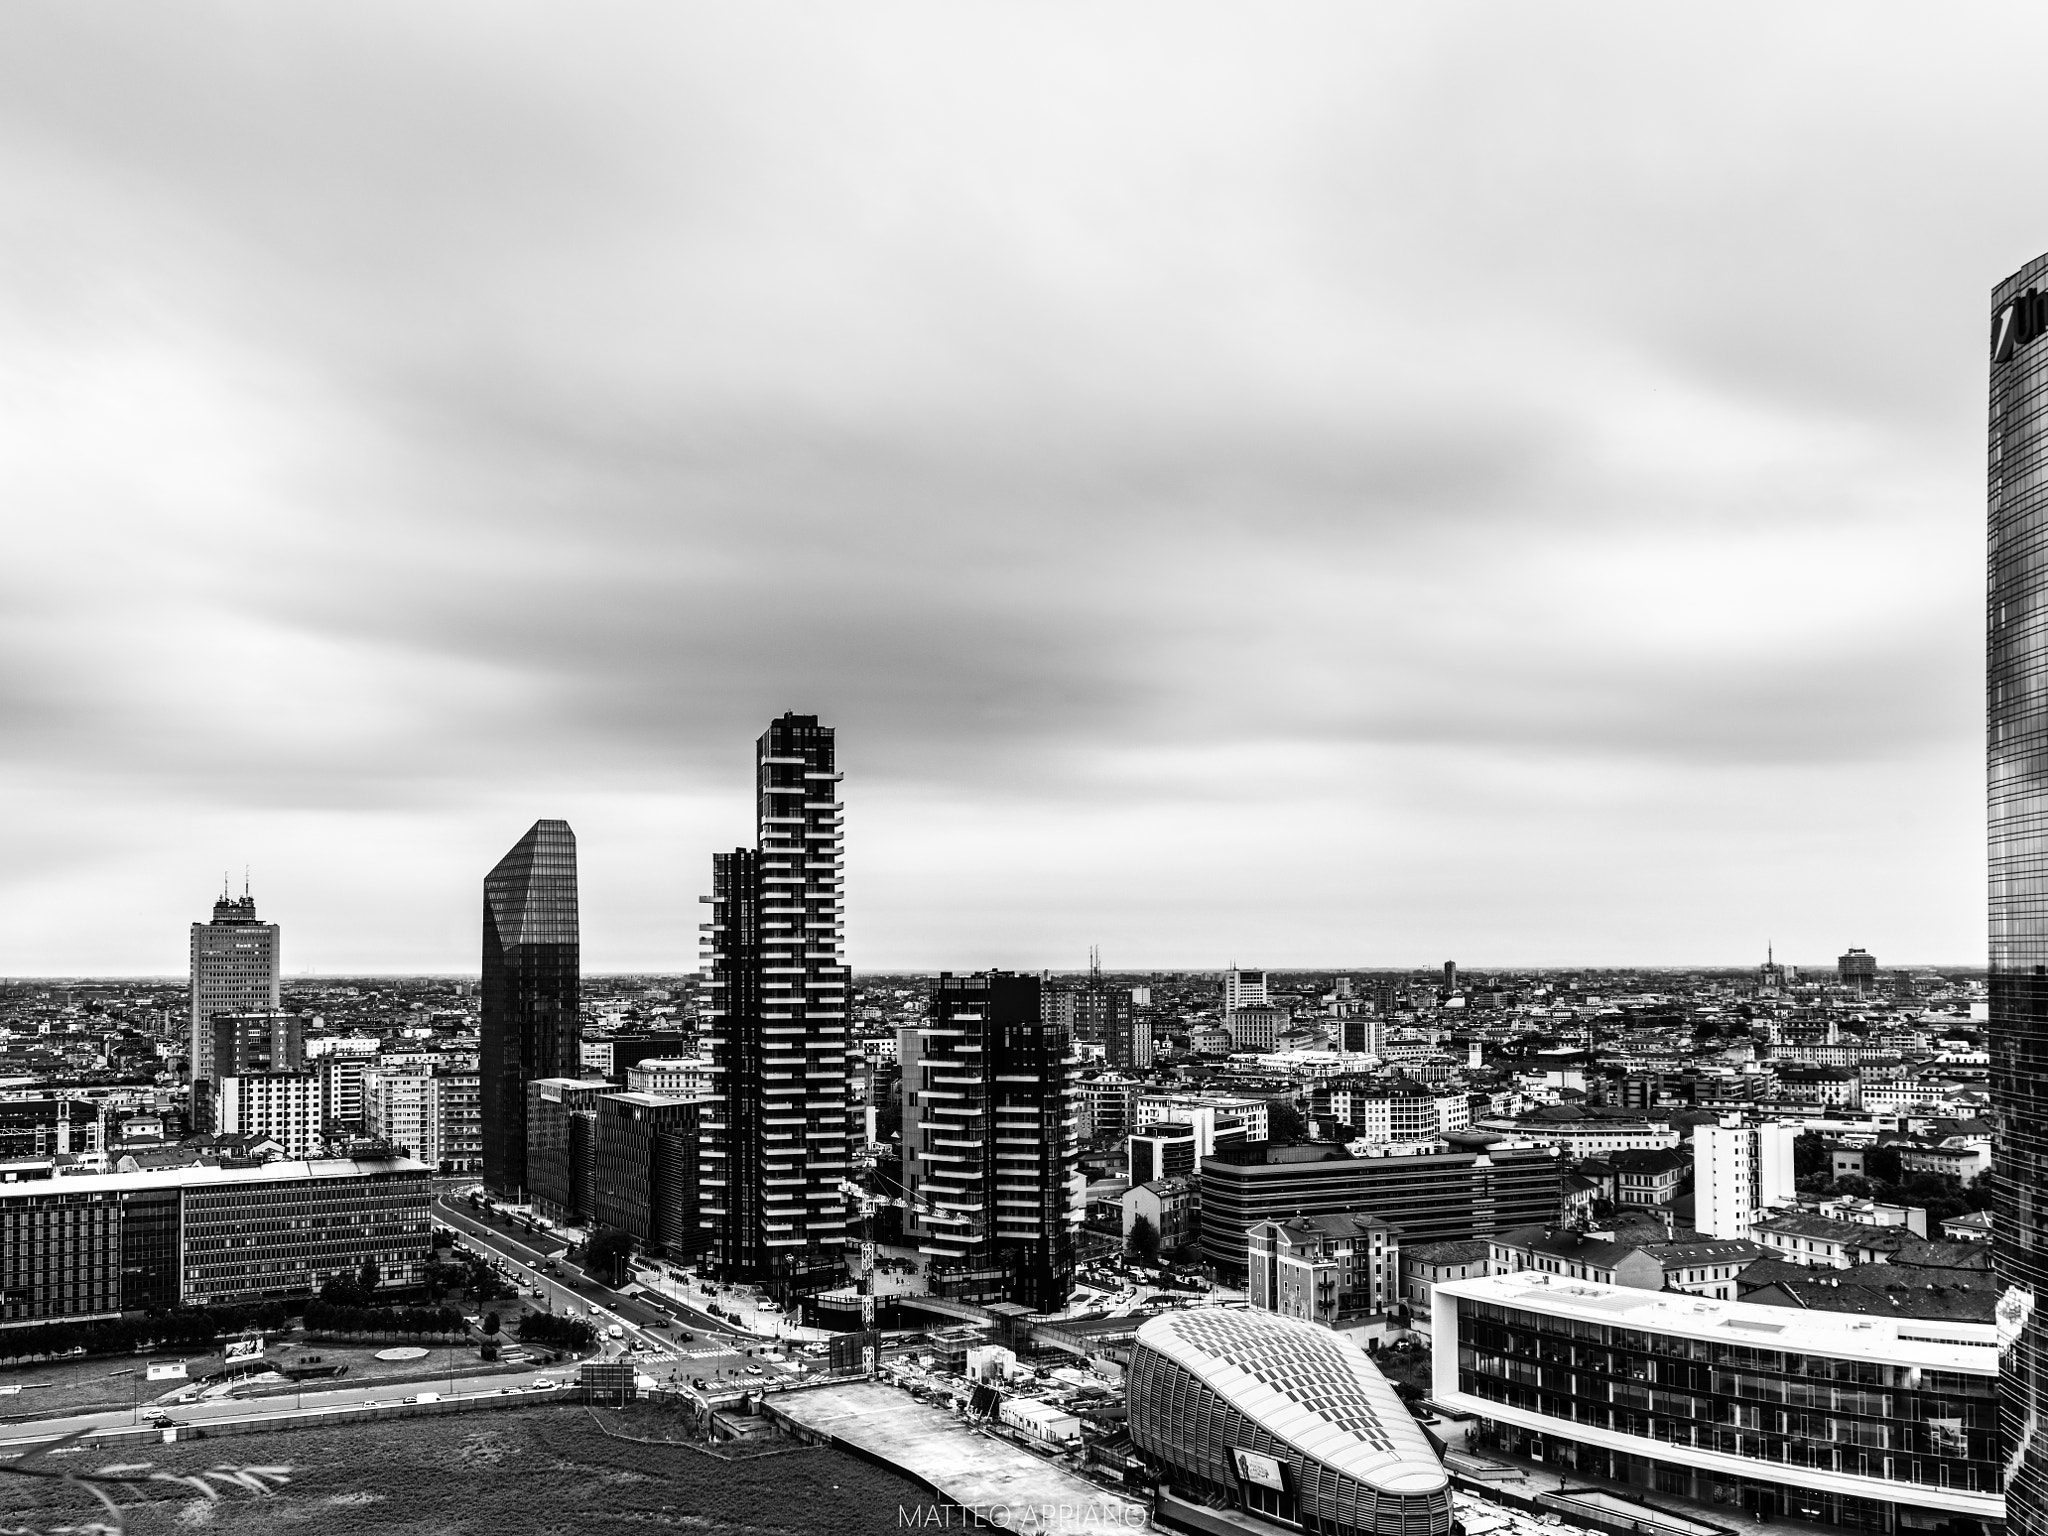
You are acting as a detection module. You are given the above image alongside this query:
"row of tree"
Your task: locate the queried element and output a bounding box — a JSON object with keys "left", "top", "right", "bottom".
{"left": 0, "top": 1302, "right": 289, "bottom": 1365}
{"left": 517, "top": 1311, "right": 597, "bottom": 1352}
{"left": 301, "top": 1299, "right": 468, "bottom": 1340}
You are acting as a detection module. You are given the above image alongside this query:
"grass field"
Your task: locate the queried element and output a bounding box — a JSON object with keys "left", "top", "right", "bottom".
{"left": 7, "top": 1402, "right": 933, "bottom": 1535}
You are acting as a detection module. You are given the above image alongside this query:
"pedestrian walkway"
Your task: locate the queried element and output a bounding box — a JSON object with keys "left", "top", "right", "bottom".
{"left": 765, "top": 1381, "right": 1149, "bottom": 1536}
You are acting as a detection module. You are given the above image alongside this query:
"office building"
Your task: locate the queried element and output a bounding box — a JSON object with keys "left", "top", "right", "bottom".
{"left": 0, "top": 1097, "right": 100, "bottom": 1160}
{"left": 480, "top": 818, "right": 580, "bottom": 1197}
{"left": 1313, "top": 1079, "right": 1468, "bottom": 1145}
{"left": 1200, "top": 1141, "right": 1562, "bottom": 1273}
{"left": 626, "top": 1058, "right": 710, "bottom": 1099}
{"left": 525, "top": 1078, "right": 700, "bottom": 1256}
{"left": 699, "top": 714, "right": 851, "bottom": 1293}
{"left": 1838, "top": 947, "right": 1878, "bottom": 995}
{"left": 1223, "top": 968, "right": 1270, "bottom": 1013}
{"left": 587, "top": 1092, "right": 701, "bottom": 1255}
{"left": 1691, "top": 1120, "right": 1797, "bottom": 1240}
{"left": 0, "top": 1155, "right": 431, "bottom": 1326}
{"left": 1227, "top": 1004, "right": 1288, "bottom": 1052}
{"left": 1130, "top": 1123, "right": 1210, "bottom": 1184}
{"left": 188, "top": 890, "right": 280, "bottom": 1093}
{"left": 1136, "top": 1092, "right": 1270, "bottom": 1148}
{"left": 1128, "top": 1309, "right": 1452, "bottom": 1536}
{"left": 209, "top": 1011, "right": 304, "bottom": 1077}
{"left": 1433, "top": 1272, "right": 2002, "bottom": 1533}
{"left": 1074, "top": 984, "right": 1153, "bottom": 1071}
{"left": 216, "top": 1072, "right": 322, "bottom": 1158}
{"left": 527, "top": 1077, "right": 610, "bottom": 1226}
{"left": 902, "top": 970, "right": 1082, "bottom": 1311}
{"left": 1339, "top": 1015, "right": 1384, "bottom": 1056}
{"left": 583, "top": 1034, "right": 694, "bottom": 1083}
{"left": 1988, "top": 262, "right": 2048, "bottom": 1536}
{"left": 1246, "top": 1213, "right": 1401, "bottom": 1328}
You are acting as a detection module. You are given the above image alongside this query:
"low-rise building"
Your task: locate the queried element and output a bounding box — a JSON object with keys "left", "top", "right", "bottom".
{"left": 1245, "top": 1213, "right": 1401, "bottom": 1330}
{"left": 1611, "top": 1146, "right": 1687, "bottom": 1208}
{"left": 0, "top": 1155, "right": 430, "bottom": 1325}
{"left": 1121, "top": 1176, "right": 1198, "bottom": 1253}
{"left": 1432, "top": 1271, "right": 2001, "bottom": 1535}
{"left": 1402, "top": 1238, "right": 1492, "bottom": 1334}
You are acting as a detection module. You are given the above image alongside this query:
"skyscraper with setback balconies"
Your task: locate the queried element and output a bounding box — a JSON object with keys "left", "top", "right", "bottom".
{"left": 698, "top": 714, "right": 850, "bottom": 1295}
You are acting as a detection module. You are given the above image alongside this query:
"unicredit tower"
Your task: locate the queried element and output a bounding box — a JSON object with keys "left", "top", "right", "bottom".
{"left": 1992, "top": 255, "right": 2048, "bottom": 1532}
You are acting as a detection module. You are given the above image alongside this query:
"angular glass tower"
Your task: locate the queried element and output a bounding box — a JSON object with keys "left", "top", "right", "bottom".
{"left": 699, "top": 714, "right": 850, "bottom": 1294}
{"left": 481, "top": 819, "right": 580, "bottom": 1198}
{"left": 1992, "top": 254, "right": 2048, "bottom": 1529}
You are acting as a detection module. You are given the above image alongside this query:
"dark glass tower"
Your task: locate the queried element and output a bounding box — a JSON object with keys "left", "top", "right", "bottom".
{"left": 1992, "top": 254, "right": 2048, "bottom": 1530}
{"left": 481, "top": 819, "right": 580, "bottom": 1198}
{"left": 699, "top": 715, "right": 850, "bottom": 1294}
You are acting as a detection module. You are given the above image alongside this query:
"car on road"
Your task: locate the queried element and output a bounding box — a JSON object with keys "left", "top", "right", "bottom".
{"left": 407, "top": 1392, "right": 441, "bottom": 1404}
{"left": 607, "top": 1323, "right": 625, "bottom": 1339}
{"left": 530, "top": 1378, "right": 559, "bottom": 1391}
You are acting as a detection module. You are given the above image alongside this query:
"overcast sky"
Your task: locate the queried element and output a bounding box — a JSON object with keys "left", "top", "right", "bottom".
{"left": 0, "top": 4, "right": 2031, "bottom": 975}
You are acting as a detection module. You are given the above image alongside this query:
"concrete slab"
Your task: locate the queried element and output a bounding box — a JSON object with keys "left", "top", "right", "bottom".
{"left": 767, "top": 1381, "right": 1151, "bottom": 1536}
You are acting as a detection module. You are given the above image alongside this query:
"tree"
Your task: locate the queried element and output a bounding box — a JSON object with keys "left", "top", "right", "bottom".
{"left": 586, "top": 1227, "right": 636, "bottom": 1287}
{"left": 1793, "top": 1132, "right": 1830, "bottom": 1182}
{"left": 482, "top": 1311, "right": 502, "bottom": 1337}
{"left": 1127, "top": 1214, "right": 1161, "bottom": 1266}
{"left": 1265, "top": 1098, "right": 1306, "bottom": 1145}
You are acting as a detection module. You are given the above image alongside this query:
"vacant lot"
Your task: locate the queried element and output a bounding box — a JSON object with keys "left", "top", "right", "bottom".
{"left": 9, "top": 1403, "right": 932, "bottom": 1536}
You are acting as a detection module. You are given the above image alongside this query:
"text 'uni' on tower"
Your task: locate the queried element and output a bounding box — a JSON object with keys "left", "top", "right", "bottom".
{"left": 1992, "top": 253, "right": 2048, "bottom": 1534}
{"left": 480, "top": 818, "right": 580, "bottom": 1200}
{"left": 699, "top": 713, "right": 850, "bottom": 1297}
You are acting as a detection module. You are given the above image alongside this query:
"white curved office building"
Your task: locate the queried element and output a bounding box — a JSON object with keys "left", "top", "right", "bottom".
{"left": 1127, "top": 1308, "right": 1452, "bottom": 1536}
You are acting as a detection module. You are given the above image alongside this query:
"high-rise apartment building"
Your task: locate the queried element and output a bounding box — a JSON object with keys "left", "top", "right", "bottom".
{"left": 189, "top": 892, "right": 280, "bottom": 1092}
{"left": 1690, "top": 1119, "right": 1797, "bottom": 1240}
{"left": 216, "top": 1072, "right": 322, "bottom": 1157}
{"left": 365, "top": 1067, "right": 434, "bottom": 1164}
{"left": 699, "top": 715, "right": 850, "bottom": 1293}
{"left": 480, "top": 819, "right": 580, "bottom": 1197}
{"left": 428, "top": 1070, "right": 481, "bottom": 1174}
{"left": 901, "top": 971, "right": 1082, "bottom": 1312}
{"left": 1992, "top": 254, "right": 2048, "bottom": 1533}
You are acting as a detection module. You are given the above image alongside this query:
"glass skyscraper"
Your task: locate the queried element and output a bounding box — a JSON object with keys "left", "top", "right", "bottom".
{"left": 699, "top": 714, "right": 850, "bottom": 1294}
{"left": 480, "top": 818, "right": 580, "bottom": 1197}
{"left": 1991, "top": 252, "right": 2048, "bottom": 1533}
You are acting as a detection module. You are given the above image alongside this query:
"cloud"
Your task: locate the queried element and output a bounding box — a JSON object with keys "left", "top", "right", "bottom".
{"left": 0, "top": 3, "right": 2011, "bottom": 970}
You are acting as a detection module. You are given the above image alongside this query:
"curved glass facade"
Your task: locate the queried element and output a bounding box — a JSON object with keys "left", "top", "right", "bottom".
{"left": 1991, "top": 254, "right": 2048, "bottom": 1536}
{"left": 1127, "top": 1311, "right": 1452, "bottom": 1536}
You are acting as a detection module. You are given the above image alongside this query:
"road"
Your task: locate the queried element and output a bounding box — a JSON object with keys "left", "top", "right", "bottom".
{"left": 433, "top": 1197, "right": 802, "bottom": 1392}
{"left": 0, "top": 1364, "right": 573, "bottom": 1449}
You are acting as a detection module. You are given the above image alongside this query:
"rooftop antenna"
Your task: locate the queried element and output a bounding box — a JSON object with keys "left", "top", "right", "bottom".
{"left": 243, "top": 865, "right": 250, "bottom": 899}
{"left": 1090, "top": 945, "right": 1101, "bottom": 985}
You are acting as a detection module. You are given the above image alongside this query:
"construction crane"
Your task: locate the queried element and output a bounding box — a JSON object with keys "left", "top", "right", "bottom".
{"left": 837, "top": 1178, "right": 986, "bottom": 1376}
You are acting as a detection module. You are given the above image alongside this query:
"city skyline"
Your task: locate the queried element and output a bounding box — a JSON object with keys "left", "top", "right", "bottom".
{"left": 1, "top": 9, "right": 2033, "bottom": 974}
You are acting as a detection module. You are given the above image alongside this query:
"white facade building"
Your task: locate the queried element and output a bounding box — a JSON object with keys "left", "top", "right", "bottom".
{"left": 1692, "top": 1119, "right": 1798, "bottom": 1240}
{"left": 624, "top": 1057, "right": 710, "bottom": 1100}
{"left": 216, "top": 1072, "right": 321, "bottom": 1158}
